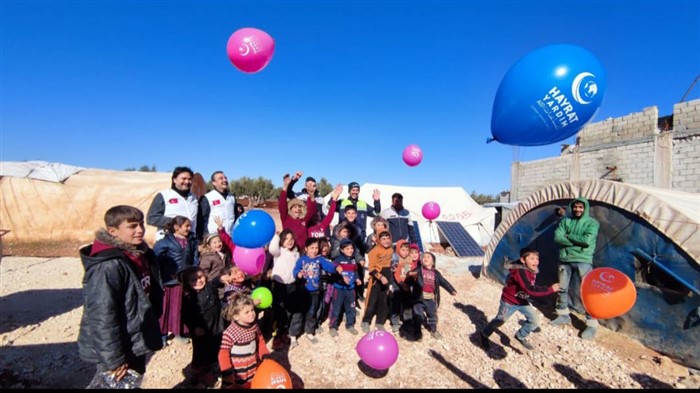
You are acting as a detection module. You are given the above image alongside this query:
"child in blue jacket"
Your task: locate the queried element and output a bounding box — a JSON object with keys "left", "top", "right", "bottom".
{"left": 290, "top": 237, "right": 343, "bottom": 348}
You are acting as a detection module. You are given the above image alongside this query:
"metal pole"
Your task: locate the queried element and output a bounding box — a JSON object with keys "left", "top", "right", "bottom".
{"left": 631, "top": 248, "right": 700, "bottom": 296}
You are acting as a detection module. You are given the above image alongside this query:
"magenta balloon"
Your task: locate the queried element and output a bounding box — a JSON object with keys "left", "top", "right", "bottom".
{"left": 226, "top": 27, "right": 275, "bottom": 73}
{"left": 402, "top": 144, "right": 423, "bottom": 167}
{"left": 232, "top": 246, "right": 266, "bottom": 276}
{"left": 355, "top": 331, "right": 399, "bottom": 370}
{"left": 422, "top": 201, "right": 441, "bottom": 221}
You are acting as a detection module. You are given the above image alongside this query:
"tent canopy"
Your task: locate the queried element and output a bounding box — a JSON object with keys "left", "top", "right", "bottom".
{"left": 324, "top": 182, "right": 496, "bottom": 250}
{"left": 482, "top": 179, "right": 700, "bottom": 369}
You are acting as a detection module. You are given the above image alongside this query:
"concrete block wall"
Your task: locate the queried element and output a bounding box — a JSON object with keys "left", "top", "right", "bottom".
{"left": 512, "top": 98, "right": 700, "bottom": 199}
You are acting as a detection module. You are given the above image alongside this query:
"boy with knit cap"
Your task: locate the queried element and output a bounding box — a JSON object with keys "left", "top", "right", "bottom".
{"left": 328, "top": 238, "right": 363, "bottom": 337}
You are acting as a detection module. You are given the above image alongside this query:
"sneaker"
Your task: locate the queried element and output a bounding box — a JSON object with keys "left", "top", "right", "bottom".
{"left": 346, "top": 326, "right": 358, "bottom": 335}
{"left": 431, "top": 331, "right": 443, "bottom": 340}
{"left": 329, "top": 328, "right": 339, "bottom": 337}
{"left": 480, "top": 333, "right": 491, "bottom": 349}
{"left": 272, "top": 337, "right": 284, "bottom": 350}
{"left": 392, "top": 324, "right": 401, "bottom": 333}
{"left": 305, "top": 334, "right": 318, "bottom": 344}
{"left": 316, "top": 326, "right": 324, "bottom": 334}
{"left": 550, "top": 315, "right": 572, "bottom": 326}
{"left": 515, "top": 335, "right": 534, "bottom": 350}
{"left": 581, "top": 326, "right": 597, "bottom": 340}
{"left": 289, "top": 337, "right": 299, "bottom": 349}
{"left": 361, "top": 322, "right": 370, "bottom": 333}
{"left": 376, "top": 324, "right": 386, "bottom": 331}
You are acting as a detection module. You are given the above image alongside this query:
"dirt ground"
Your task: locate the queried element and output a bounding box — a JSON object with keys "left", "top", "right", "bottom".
{"left": 2, "top": 251, "right": 699, "bottom": 389}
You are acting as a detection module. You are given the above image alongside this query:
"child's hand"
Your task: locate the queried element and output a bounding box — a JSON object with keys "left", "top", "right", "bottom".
{"left": 551, "top": 283, "right": 561, "bottom": 292}
{"left": 110, "top": 363, "right": 129, "bottom": 382}
{"left": 380, "top": 276, "right": 388, "bottom": 285}
{"left": 253, "top": 298, "right": 262, "bottom": 306}
{"left": 220, "top": 274, "right": 232, "bottom": 284}
{"left": 355, "top": 278, "right": 362, "bottom": 286}
{"left": 451, "top": 291, "right": 457, "bottom": 297}
{"left": 283, "top": 173, "right": 291, "bottom": 187}
{"left": 408, "top": 271, "right": 418, "bottom": 278}
{"left": 214, "top": 216, "right": 223, "bottom": 229}
{"left": 343, "top": 276, "right": 351, "bottom": 285}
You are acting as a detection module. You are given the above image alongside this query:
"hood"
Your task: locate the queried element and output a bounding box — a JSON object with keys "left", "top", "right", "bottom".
{"left": 79, "top": 228, "right": 147, "bottom": 270}
{"left": 568, "top": 196, "right": 591, "bottom": 219}
{"left": 395, "top": 239, "right": 409, "bottom": 254}
{"left": 333, "top": 220, "right": 358, "bottom": 239}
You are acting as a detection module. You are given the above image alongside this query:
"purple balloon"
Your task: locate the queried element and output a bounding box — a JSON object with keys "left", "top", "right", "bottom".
{"left": 232, "top": 246, "right": 266, "bottom": 276}
{"left": 355, "top": 330, "right": 399, "bottom": 370}
{"left": 422, "top": 201, "right": 441, "bottom": 221}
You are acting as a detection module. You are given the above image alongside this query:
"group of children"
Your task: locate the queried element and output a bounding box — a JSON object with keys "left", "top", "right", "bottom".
{"left": 79, "top": 201, "right": 560, "bottom": 389}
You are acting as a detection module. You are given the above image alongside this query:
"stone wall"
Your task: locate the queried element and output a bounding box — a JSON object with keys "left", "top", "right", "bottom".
{"left": 511, "top": 98, "right": 700, "bottom": 200}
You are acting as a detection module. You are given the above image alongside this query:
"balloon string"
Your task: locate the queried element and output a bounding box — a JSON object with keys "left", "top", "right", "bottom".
{"left": 486, "top": 137, "right": 495, "bottom": 144}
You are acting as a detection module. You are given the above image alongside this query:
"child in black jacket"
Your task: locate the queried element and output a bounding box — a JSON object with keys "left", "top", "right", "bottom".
{"left": 180, "top": 266, "right": 227, "bottom": 388}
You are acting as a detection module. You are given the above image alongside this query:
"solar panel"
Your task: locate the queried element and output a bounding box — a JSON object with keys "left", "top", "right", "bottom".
{"left": 435, "top": 221, "right": 484, "bottom": 257}
{"left": 412, "top": 221, "right": 425, "bottom": 252}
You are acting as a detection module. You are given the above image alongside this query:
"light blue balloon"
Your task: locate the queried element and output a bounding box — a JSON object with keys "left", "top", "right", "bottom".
{"left": 232, "top": 209, "right": 276, "bottom": 248}
{"left": 489, "top": 44, "right": 607, "bottom": 146}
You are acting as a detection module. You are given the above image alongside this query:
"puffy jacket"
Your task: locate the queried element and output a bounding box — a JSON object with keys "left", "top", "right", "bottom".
{"left": 78, "top": 233, "right": 164, "bottom": 371}
{"left": 554, "top": 197, "right": 600, "bottom": 263}
{"left": 409, "top": 266, "right": 456, "bottom": 308}
{"left": 153, "top": 232, "right": 199, "bottom": 285}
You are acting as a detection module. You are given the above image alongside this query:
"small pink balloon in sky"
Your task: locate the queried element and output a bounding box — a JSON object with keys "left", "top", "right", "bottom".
{"left": 226, "top": 27, "right": 275, "bottom": 74}
{"left": 402, "top": 144, "right": 423, "bottom": 167}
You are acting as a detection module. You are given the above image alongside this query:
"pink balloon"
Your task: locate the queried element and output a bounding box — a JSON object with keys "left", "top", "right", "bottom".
{"left": 402, "top": 144, "right": 423, "bottom": 167}
{"left": 422, "top": 201, "right": 441, "bottom": 221}
{"left": 226, "top": 27, "right": 275, "bottom": 73}
{"left": 355, "top": 330, "right": 399, "bottom": 370}
{"left": 232, "top": 246, "right": 266, "bottom": 276}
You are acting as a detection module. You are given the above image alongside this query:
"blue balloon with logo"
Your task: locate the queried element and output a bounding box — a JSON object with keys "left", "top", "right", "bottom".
{"left": 232, "top": 209, "right": 276, "bottom": 248}
{"left": 489, "top": 44, "right": 607, "bottom": 146}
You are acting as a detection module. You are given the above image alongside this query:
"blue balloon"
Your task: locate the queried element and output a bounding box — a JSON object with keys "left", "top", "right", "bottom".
{"left": 489, "top": 44, "right": 607, "bottom": 146}
{"left": 232, "top": 209, "right": 276, "bottom": 248}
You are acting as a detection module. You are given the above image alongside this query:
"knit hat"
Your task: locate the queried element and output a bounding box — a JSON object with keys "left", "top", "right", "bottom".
{"left": 339, "top": 238, "right": 354, "bottom": 249}
{"left": 348, "top": 182, "right": 360, "bottom": 192}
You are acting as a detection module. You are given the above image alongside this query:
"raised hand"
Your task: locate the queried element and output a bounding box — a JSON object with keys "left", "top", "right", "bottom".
{"left": 373, "top": 189, "right": 381, "bottom": 200}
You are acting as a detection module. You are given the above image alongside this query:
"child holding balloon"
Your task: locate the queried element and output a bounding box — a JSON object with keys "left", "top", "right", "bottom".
{"left": 480, "top": 248, "right": 559, "bottom": 350}
{"left": 219, "top": 290, "right": 270, "bottom": 389}
{"left": 180, "top": 266, "right": 228, "bottom": 388}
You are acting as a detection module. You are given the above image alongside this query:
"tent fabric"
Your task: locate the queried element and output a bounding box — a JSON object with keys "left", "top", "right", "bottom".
{"left": 481, "top": 179, "right": 700, "bottom": 369}
{"left": 0, "top": 167, "right": 172, "bottom": 245}
{"left": 484, "top": 179, "right": 700, "bottom": 268}
{"left": 0, "top": 161, "right": 86, "bottom": 183}
{"left": 324, "top": 182, "right": 496, "bottom": 249}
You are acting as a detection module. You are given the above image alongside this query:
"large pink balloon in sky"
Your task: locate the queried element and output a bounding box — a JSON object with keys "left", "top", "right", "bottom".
{"left": 402, "top": 144, "right": 423, "bottom": 167}
{"left": 226, "top": 27, "right": 275, "bottom": 73}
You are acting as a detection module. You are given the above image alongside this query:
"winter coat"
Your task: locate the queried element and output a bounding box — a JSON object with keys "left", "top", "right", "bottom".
{"left": 554, "top": 197, "right": 600, "bottom": 263}
{"left": 409, "top": 265, "right": 456, "bottom": 307}
{"left": 153, "top": 232, "right": 199, "bottom": 285}
{"left": 78, "top": 230, "right": 164, "bottom": 371}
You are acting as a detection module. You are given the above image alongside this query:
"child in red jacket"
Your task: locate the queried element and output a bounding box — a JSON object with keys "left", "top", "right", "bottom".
{"left": 480, "top": 248, "right": 560, "bottom": 350}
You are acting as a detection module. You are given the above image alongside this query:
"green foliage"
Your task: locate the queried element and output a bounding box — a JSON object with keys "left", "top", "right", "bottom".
{"left": 124, "top": 165, "right": 157, "bottom": 172}
{"left": 316, "top": 177, "right": 333, "bottom": 196}
{"left": 230, "top": 176, "right": 277, "bottom": 206}
{"left": 470, "top": 191, "right": 498, "bottom": 205}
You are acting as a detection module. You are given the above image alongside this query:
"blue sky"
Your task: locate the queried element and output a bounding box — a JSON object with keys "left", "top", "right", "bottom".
{"left": 2, "top": 0, "right": 698, "bottom": 195}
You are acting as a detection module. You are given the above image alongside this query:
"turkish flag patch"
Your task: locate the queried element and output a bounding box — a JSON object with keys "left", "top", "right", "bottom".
{"left": 168, "top": 198, "right": 179, "bottom": 204}
{"left": 212, "top": 200, "right": 221, "bottom": 206}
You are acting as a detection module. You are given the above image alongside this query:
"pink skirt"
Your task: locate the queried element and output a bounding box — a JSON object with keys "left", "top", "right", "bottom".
{"left": 159, "top": 284, "right": 188, "bottom": 337}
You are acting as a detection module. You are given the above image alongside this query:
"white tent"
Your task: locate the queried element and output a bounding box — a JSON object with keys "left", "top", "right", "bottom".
{"left": 324, "top": 182, "right": 496, "bottom": 251}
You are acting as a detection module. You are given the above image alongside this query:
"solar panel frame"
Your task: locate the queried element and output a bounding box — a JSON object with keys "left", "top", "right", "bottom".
{"left": 435, "top": 221, "right": 484, "bottom": 257}
{"left": 412, "top": 221, "right": 425, "bottom": 252}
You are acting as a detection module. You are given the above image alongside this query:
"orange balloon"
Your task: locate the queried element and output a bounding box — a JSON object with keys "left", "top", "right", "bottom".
{"left": 250, "top": 358, "right": 293, "bottom": 389}
{"left": 580, "top": 267, "right": 637, "bottom": 319}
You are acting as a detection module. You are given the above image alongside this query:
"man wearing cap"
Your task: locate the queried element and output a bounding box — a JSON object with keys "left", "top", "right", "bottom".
{"left": 335, "top": 182, "right": 381, "bottom": 250}
{"left": 381, "top": 193, "right": 416, "bottom": 246}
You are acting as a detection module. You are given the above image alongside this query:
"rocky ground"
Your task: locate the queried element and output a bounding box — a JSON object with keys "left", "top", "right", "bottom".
{"left": 1, "top": 254, "right": 699, "bottom": 389}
